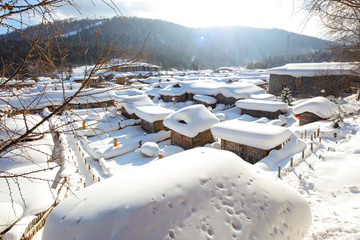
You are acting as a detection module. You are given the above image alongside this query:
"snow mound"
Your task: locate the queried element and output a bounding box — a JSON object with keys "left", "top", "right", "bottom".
{"left": 43, "top": 148, "right": 312, "bottom": 240}
{"left": 140, "top": 142, "right": 160, "bottom": 157}
{"left": 158, "top": 145, "right": 184, "bottom": 157}
{"left": 0, "top": 202, "right": 23, "bottom": 232}
{"left": 292, "top": 96, "right": 338, "bottom": 119}
{"left": 0, "top": 163, "right": 59, "bottom": 216}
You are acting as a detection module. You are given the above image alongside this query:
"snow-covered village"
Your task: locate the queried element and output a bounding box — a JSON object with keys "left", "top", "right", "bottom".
{"left": 1, "top": 1, "right": 360, "bottom": 240}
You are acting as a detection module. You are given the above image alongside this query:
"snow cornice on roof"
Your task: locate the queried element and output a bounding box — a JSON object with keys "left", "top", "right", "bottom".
{"left": 267, "top": 62, "right": 360, "bottom": 78}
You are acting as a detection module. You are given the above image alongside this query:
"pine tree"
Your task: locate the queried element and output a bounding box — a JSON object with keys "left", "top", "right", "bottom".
{"left": 281, "top": 87, "right": 294, "bottom": 106}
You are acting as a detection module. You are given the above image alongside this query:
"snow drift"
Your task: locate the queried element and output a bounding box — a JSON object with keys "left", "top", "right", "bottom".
{"left": 43, "top": 148, "right": 311, "bottom": 240}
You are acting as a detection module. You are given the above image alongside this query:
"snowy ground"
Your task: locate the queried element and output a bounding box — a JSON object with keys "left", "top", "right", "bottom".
{"left": 1, "top": 72, "right": 360, "bottom": 239}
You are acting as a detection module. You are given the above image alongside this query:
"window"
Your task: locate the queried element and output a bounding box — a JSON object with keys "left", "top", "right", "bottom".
{"left": 294, "top": 77, "right": 302, "bottom": 92}
{"left": 281, "top": 83, "right": 289, "bottom": 90}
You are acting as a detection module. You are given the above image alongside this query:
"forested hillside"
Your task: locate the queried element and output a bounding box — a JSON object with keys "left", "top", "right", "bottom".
{"left": 0, "top": 17, "right": 333, "bottom": 70}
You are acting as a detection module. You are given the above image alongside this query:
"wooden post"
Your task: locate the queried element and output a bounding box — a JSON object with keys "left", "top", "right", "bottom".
{"left": 299, "top": 174, "right": 302, "bottom": 180}
{"left": 82, "top": 121, "right": 86, "bottom": 129}
{"left": 158, "top": 154, "right": 163, "bottom": 159}
{"left": 311, "top": 142, "right": 313, "bottom": 151}
{"left": 311, "top": 135, "right": 313, "bottom": 141}
{"left": 221, "top": 139, "right": 225, "bottom": 150}
{"left": 84, "top": 182, "right": 86, "bottom": 188}
{"left": 319, "top": 137, "right": 321, "bottom": 143}
{"left": 334, "top": 132, "right": 337, "bottom": 138}
{"left": 305, "top": 130, "right": 307, "bottom": 138}
{"left": 301, "top": 133, "right": 303, "bottom": 139}
{"left": 278, "top": 166, "right": 281, "bottom": 178}
{"left": 113, "top": 138, "right": 118, "bottom": 147}
{"left": 309, "top": 163, "right": 312, "bottom": 169}
{"left": 302, "top": 150, "right": 305, "bottom": 158}
{"left": 290, "top": 158, "right": 293, "bottom": 168}
{"left": 98, "top": 177, "right": 100, "bottom": 182}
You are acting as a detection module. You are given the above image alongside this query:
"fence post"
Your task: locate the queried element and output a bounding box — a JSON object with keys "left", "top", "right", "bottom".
{"left": 278, "top": 166, "right": 281, "bottom": 178}
{"left": 302, "top": 150, "right": 305, "bottom": 158}
{"left": 290, "top": 158, "right": 293, "bottom": 168}
{"left": 311, "top": 143, "right": 313, "bottom": 152}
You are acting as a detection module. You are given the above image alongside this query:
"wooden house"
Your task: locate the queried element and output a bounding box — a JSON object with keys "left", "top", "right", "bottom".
{"left": 268, "top": 62, "right": 360, "bottom": 98}
{"left": 235, "top": 99, "right": 288, "bottom": 119}
{"left": 211, "top": 120, "right": 292, "bottom": 164}
{"left": 117, "top": 94, "right": 155, "bottom": 119}
{"left": 163, "top": 105, "right": 220, "bottom": 150}
{"left": 292, "top": 96, "right": 338, "bottom": 126}
{"left": 159, "top": 83, "right": 188, "bottom": 103}
{"left": 193, "top": 94, "right": 217, "bottom": 108}
{"left": 134, "top": 105, "right": 174, "bottom": 133}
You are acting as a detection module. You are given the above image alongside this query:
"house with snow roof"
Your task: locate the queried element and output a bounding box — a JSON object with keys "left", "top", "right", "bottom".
{"left": 211, "top": 120, "right": 292, "bottom": 164}
{"left": 134, "top": 106, "right": 174, "bottom": 133}
{"left": 117, "top": 94, "right": 155, "bottom": 119}
{"left": 268, "top": 62, "right": 360, "bottom": 98}
{"left": 236, "top": 99, "right": 288, "bottom": 120}
{"left": 292, "top": 96, "right": 338, "bottom": 126}
{"left": 163, "top": 105, "right": 220, "bottom": 150}
{"left": 193, "top": 94, "right": 217, "bottom": 108}
{"left": 159, "top": 83, "right": 189, "bottom": 103}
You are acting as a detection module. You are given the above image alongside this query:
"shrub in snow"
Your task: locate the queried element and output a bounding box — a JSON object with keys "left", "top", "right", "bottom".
{"left": 140, "top": 142, "right": 160, "bottom": 157}
{"left": 280, "top": 87, "right": 294, "bottom": 106}
{"left": 43, "top": 148, "right": 312, "bottom": 240}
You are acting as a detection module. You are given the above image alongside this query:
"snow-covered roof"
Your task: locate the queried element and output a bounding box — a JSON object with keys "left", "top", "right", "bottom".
{"left": 158, "top": 80, "right": 266, "bottom": 99}
{"left": 193, "top": 94, "right": 217, "bottom": 104}
{"left": 211, "top": 120, "right": 292, "bottom": 150}
{"left": 0, "top": 88, "right": 118, "bottom": 110}
{"left": 236, "top": 99, "right": 288, "bottom": 112}
{"left": 248, "top": 93, "right": 276, "bottom": 101}
{"left": 134, "top": 106, "right": 175, "bottom": 123}
{"left": 117, "top": 94, "right": 155, "bottom": 114}
{"left": 0, "top": 114, "right": 49, "bottom": 142}
{"left": 163, "top": 105, "right": 220, "bottom": 137}
{"left": 292, "top": 96, "right": 338, "bottom": 118}
{"left": 267, "top": 62, "right": 360, "bottom": 78}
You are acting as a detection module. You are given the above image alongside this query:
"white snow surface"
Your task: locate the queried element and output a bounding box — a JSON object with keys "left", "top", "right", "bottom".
{"left": 236, "top": 99, "right": 288, "bottom": 112}
{"left": 0, "top": 202, "right": 23, "bottom": 232}
{"left": 267, "top": 62, "right": 359, "bottom": 77}
{"left": 134, "top": 105, "right": 174, "bottom": 123}
{"left": 0, "top": 163, "right": 59, "bottom": 216}
{"left": 211, "top": 120, "right": 292, "bottom": 150}
{"left": 43, "top": 148, "right": 311, "bottom": 240}
{"left": 163, "top": 105, "right": 220, "bottom": 137}
{"left": 292, "top": 97, "right": 338, "bottom": 118}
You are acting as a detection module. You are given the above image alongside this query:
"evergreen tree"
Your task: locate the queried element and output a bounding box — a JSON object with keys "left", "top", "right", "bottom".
{"left": 280, "top": 87, "right": 294, "bottom": 106}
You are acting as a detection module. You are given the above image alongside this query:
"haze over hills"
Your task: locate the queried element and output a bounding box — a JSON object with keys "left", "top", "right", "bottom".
{"left": 0, "top": 17, "right": 332, "bottom": 70}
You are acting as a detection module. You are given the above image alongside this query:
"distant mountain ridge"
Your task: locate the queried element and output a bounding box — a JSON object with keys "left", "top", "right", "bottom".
{"left": 0, "top": 17, "right": 332, "bottom": 70}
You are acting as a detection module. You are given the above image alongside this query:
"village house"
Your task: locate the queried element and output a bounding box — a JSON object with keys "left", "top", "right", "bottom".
{"left": 159, "top": 83, "right": 189, "bottom": 103}
{"left": 268, "top": 62, "right": 360, "bottom": 98}
{"left": 163, "top": 105, "right": 220, "bottom": 150}
{"left": 292, "top": 96, "right": 338, "bottom": 126}
{"left": 134, "top": 105, "right": 174, "bottom": 133}
{"left": 193, "top": 94, "right": 217, "bottom": 108}
{"left": 211, "top": 120, "right": 292, "bottom": 164}
{"left": 117, "top": 94, "right": 155, "bottom": 119}
{"left": 235, "top": 99, "right": 288, "bottom": 119}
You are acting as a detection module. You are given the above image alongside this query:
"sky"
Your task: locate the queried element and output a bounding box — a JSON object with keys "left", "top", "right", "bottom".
{"left": 55, "top": 0, "right": 326, "bottom": 39}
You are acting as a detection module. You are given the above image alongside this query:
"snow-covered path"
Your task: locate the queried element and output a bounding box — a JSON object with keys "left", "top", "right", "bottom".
{"left": 66, "top": 133, "right": 93, "bottom": 186}
{"left": 281, "top": 117, "right": 360, "bottom": 240}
